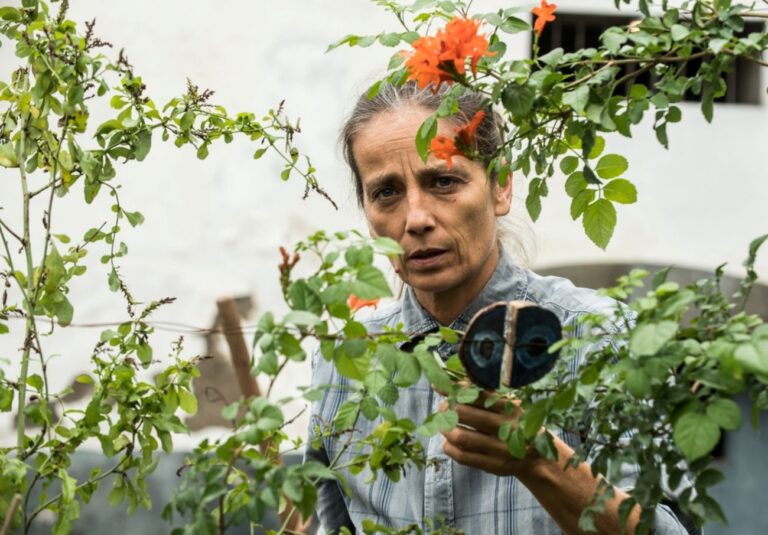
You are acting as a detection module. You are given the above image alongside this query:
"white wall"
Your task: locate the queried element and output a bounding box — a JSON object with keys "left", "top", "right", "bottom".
{"left": 0, "top": 0, "right": 766, "bottom": 446}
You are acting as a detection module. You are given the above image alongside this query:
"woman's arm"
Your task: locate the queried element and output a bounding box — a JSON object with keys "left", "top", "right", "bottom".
{"left": 439, "top": 399, "right": 688, "bottom": 535}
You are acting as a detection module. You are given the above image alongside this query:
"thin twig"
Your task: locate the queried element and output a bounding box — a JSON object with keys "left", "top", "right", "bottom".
{"left": 0, "top": 494, "right": 21, "bottom": 535}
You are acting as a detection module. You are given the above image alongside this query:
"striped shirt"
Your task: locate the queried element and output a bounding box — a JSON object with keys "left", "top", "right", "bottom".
{"left": 307, "top": 250, "right": 687, "bottom": 534}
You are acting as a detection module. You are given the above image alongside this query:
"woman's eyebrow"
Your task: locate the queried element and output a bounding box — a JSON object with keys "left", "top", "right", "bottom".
{"left": 417, "top": 166, "right": 471, "bottom": 181}
{"left": 364, "top": 173, "right": 401, "bottom": 192}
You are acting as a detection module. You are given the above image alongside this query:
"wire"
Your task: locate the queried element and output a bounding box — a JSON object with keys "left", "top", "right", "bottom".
{"left": 3, "top": 316, "right": 259, "bottom": 336}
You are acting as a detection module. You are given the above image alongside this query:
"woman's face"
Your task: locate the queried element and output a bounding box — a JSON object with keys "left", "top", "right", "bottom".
{"left": 353, "top": 105, "right": 512, "bottom": 302}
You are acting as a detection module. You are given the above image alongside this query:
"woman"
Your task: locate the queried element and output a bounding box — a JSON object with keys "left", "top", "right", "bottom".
{"left": 307, "top": 81, "right": 688, "bottom": 534}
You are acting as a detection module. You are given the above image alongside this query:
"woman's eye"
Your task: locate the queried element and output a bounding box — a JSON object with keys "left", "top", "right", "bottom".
{"left": 435, "top": 176, "right": 458, "bottom": 189}
{"left": 373, "top": 186, "right": 397, "bottom": 200}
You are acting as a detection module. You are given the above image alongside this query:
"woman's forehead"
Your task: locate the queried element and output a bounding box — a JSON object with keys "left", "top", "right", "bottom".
{"left": 354, "top": 107, "right": 453, "bottom": 170}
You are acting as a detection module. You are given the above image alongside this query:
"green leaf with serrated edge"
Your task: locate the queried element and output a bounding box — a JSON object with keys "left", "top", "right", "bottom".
{"left": 334, "top": 352, "right": 368, "bottom": 381}
{"left": 559, "top": 156, "right": 579, "bottom": 175}
{"left": 603, "top": 179, "right": 637, "bottom": 204}
{"left": 630, "top": 321, "right": 678, "bottom": 357}
{"left": 351, "top": 265, "right": 391, "bottom": 299}
{"left": 415, "top": 115, "right": 437, "bottom": 162}
{"left": 582, "top": 199, "right": 616, "bottom": 249}
{"left": 565, "top": 172, "right": 587, "bottom": 198}
{"left": 333, "top": 400, "right": 358, "bottom": 431}
{"left": 706, "top": 398, "right": 741, "bottom": 431}
{"left": 594, "top": 154, "right": 628, "bottom": 179}
{"left": 570, "top": 189, "right": 594, "bottom": 220}
{"left": 674, "top": 411, "right": 720, "bottom": 460}
{"left": 526, "top": 187, "right": 542, "bottom": 221}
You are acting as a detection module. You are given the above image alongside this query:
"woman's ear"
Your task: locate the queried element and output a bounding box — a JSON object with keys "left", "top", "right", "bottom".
{"left": 493, "top": 171, "right": 513, "bottom": 217}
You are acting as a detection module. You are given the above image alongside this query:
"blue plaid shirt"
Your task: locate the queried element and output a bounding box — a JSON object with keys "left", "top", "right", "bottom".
{"left": 307, "top": 251, "right": 687, "bottom": 534}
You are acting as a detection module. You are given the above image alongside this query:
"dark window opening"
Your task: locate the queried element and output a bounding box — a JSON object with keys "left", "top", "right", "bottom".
{"left": 533, "top": 13, "right": 763, "bottom": 104}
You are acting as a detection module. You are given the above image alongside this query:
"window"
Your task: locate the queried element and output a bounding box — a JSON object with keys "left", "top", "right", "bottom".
{"left": 534, "top": 13, "right": 763, "bottom": 104}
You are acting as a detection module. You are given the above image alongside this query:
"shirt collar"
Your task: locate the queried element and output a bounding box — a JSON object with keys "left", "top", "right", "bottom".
{"left": 400, "top": 246, "right": 528, "bottom": 334}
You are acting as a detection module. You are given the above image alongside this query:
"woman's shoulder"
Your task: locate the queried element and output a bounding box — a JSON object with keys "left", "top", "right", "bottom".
{"left": 520, "top": 267, "right": 620, "bottom": 321}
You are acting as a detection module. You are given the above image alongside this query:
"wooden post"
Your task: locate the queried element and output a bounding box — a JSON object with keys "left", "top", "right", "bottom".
{"left": 215, "top": 297, "right": 311, "bottom": 534}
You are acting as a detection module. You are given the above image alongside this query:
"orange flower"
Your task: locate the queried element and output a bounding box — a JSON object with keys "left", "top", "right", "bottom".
{"left": 405, "top": 17, "right": 495, "bottom": 91}
{"left": 455, "top": 110, "right": 485, "bottom": 148}
{"left": 348, "top": 295, "right": 380, "bottom": 312}
{"left": 532, "top": 0, "right": 557, "bottom": 36}
{"left": 429, "top": 135, "right": 460, "bottom": 169}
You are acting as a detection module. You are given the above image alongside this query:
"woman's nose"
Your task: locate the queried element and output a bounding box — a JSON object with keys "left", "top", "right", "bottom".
{"left": 404, "top": 190, "right": 436, "bottom": 235}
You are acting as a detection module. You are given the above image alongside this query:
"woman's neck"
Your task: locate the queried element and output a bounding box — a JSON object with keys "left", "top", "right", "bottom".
{"left": 413, "top": 243, "right": 501, "bottom": 326}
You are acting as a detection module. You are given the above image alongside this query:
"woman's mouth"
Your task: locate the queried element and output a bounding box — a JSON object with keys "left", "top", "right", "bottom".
{"left": 406, "top": 248, "right": 448, "bottom": 269}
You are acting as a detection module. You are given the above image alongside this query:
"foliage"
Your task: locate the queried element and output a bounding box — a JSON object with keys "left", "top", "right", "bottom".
{"left": 333, "top": 0, "right": 768, "bottom": 248}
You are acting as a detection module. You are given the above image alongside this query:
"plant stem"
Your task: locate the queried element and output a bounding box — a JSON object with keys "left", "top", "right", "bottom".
{"left": 17, "top": 123, "right": 34, "bottom": 456}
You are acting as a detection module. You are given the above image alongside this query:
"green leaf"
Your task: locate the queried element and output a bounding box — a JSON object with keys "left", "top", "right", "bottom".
{"left": 372, "top": 236, "right": 403, "bottom": 256}
{"left": 501, "top": 82, "right": 536, "bottom": 118}
{"left": 734, "top": 343, "right": 768, "bottom": 376}
{"left": 134, "top": 129, "right": 152, "bottom": 161}
{"left": 288, "top": 280, "right": 323, "bottom": 315}
{"left": 378, "top": 32, "right": 401, "bottom": 47}
{"left": 334, "top": 352, "right": 369, "bottom": 381}
{"left": 415, "top": 115, "right": 437, "bottom": 163}
{"left": 0, "top": 143, "right": 18, "bottom": 168}
{"left": 0, "top": 7, "right": 22, "bottom": 21}
{"left": 674, "top": 411, "right": 720, "bottom": 460}
{"left": 594, "top": 154, "right": 628, "bottom": 179}
{"left": 709, "top": 38, "right": 728, "bottom": 54}
{"left": 178, "top": 389, "right": 198, "bottom": 415}
{"left": 565, "top": 172, "right": 587, "bottom": 198}
{"left": 706, "top": 398, "right": 741, "bottom": 431}
{"left": 570, "top": 189, "right": 595, "bottom": 220}
{"left": 179, "top": 111, "right": 195, "bottom": 130}
{"left": 526, "top": 183, "right": 542, "bottom": 221}
{"left": 124, "top": 210, "right": 145, "bottom": 227}
{"left": 284, "top": 310, "right": 322, "bottom": 326}
{"left": 559, "top": 156, "right": 579, "bottom": 175}
{"left": 603, "top": 179, "right": 637, "bottom": 204}
{"left": 630, "top": 321, "right": 678, "bottom": 357}
{"left": 538, "top": 47, "right": 563, "bottom": 66}
{"left": 670, "top": 24, "right": 690, "bottom": 41}
{"left": 625, "top": 368, "right": 651, "bottom": 398}
{"left": 582, "top": 199, "right": 616, "bottom": 249}
{"left": 523, "top": 401, "right": 548, "bottom": 438}
{"left": 55, "top": 297, "right": 74, "bottom": 327}
{"left": 562, "top": 85, "right": 589, "bottom": 114}
{"left": 602, "top": 28, "right": 628, "bottom": 53}
{"left": 351, "top": 265, "right": 392, "bottom": 299}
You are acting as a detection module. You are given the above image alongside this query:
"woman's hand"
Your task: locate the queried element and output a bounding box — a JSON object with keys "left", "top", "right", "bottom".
{"left": 439, "top": 392, "right": 542, "bottom": 477}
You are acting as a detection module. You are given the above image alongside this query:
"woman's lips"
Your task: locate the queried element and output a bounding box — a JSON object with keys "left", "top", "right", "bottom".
{"left": 406, "top": 249, "right": 449, "bottom": 269}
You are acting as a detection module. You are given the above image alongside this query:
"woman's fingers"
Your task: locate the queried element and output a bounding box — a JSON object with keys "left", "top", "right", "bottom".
{"left": 442, "top": 425, "right": 508, "bottom": 457}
